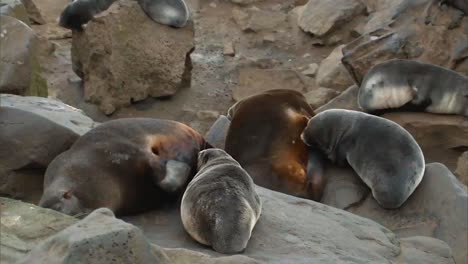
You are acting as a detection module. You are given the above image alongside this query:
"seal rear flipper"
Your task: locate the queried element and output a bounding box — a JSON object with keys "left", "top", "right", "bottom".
{"left": 152, "top": 160, "right": 191, "bottom": 193}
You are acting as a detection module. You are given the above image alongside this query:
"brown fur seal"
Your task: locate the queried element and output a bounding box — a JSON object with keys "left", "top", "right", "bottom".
{"left": 225, "top": 89, "right": 326, "bottom": 201}
{"left": 181, "top": 148, "right": 262, "bottom": 254}
{"left": 39, "top": 118, "right": 210, "bottom": 217}
{"left": 301, "top": 109, "right": 425, "bottom": 209}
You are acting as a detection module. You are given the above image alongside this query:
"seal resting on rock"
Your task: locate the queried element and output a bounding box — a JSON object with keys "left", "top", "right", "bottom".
{"left": 358, "top": 59, "right": 468, "bottom": 116}
{"left": 225, "top": 89, "right": 326, "bottom": 201}
{"left": 181, "top": 148, "right": 262, "bottom": 254}
{"left": 39, "top": 118, "right": 210, "bottom": 217}
{"left": 301, "top": 109, "right": 425, "bottom": 209}
{"left": 59, "top": 0, "right": 190, "bottom": 31}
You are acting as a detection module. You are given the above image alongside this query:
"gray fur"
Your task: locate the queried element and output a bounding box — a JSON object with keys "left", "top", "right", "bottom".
{"left": 181, "top": 148, "right": 262, "bottom": 254}
{"left": 358, "top": 59, "right": 468, "bottom": 116}
{"left": 301, "top": 109, "right": 425, "bottom": 209}
{"left": 59, "top": 0, "right": 189, "bottom": 31}
{"left": 138, "top": 0, "right": 190, "bottom": 28}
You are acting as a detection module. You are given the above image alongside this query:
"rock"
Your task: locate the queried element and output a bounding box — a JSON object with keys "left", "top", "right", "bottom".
{"left": 223, "top": 40, "right": 235, "bottom": 56}
{"left": 3, "top": 202, "right": 261, "bottom": 264}
{"left": 0, "top": 197, "right": 77, "bottom": 263}
{"left": 232, "top": 7, "right": 287, "bottom": 32}
{"left": 301, "top": 63, "right": 319, "bottom": 77}
{"left": 122, "top": 186, "right": 454, "bottom": 264}
{"left": 341, "top": 0, "right": 467, "bottom": 85}
{"left": 298, "top": 0, "right": 366, "bottom": 42}
{"left": 455, "top": 152, "right": 468, "bottom": 186}
{"left": 342, "top": 163, "right": 467, "bottom": 264}
{"left": 0, "top": 16, "right": 47, "bottom": 97}
{"left": 71, "top": 0, "right": 194, "bottom": 115}
{"left": 0, "top": 94, "right": 98, "bottom": 135}
{"left": 314, "top": 85, "right": 360, "bottom": 114}
{"left": 205, "top": 115, "right": 231, "bottom": 149}
{"left": 20, "top": 0, "right": 69, "bottom": 24}
{"left": 196, "top": 110, "right": 219, "bottom": 121}
{"left": 2, "top": 189, "right": 455, "bottom": 263}
{"left": 383, "top": 113, "right": 468, "bottom": 171}
{"left": 320, "top": 166, "right": 370, "bottom": 210}
{"left": 304, "top": 87, "right": 340, "bottom": 109}
{"left": 316, "top": 45, "right": 354, "bottom": 91}
{"left": 230, "top": 0, "right": 263, "bottom": 6}
{"left": 0, "top": 0, "right": 30, "bottom": 25}
{"left": 232, "top": 68, "right": 307, "bottom": 101}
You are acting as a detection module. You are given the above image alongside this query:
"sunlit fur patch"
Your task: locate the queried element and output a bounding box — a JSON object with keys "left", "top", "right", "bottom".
{"left": 360, "top": 73, "right": 414, "bottom": 110}
{"left": 426, "top": 92, "right": 460, "bottom": 114}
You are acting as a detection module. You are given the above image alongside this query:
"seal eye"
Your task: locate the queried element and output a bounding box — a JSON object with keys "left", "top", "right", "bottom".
{"left": 62, "top": 190, "right": 73, "bottom": 200}
{"left": 151, "top": 147, "right": 160, "bottom": 155}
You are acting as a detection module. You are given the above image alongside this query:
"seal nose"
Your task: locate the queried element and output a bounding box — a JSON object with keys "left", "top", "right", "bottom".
{"left": 300, "top": 132, "right": 306, "bottom": 143}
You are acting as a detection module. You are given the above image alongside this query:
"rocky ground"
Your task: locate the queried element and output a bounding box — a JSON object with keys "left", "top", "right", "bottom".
{"left": 1, "top": 0, "right": 467, "bottom": 263}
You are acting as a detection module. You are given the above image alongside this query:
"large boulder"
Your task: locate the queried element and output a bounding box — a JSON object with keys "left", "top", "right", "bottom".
{"left": 323, "top": 163, "right": 467, "bottom": 264}
{"left": 2, "top": 191, "right": 455, "bottom": 264}
{"left": 0, "top": 0, "right": 30, "bottom": 25}
{"left": 341, "top": 0, "right": 467, "bottom": 85}
{"left": 0, "top": 16, "right": 47, "bottom": 97}
{"left": 71, "top": 0, "right": 194, "bottom": 115}
{"left": 455, "top": 152, "right": 468, "bottom": 186}
{"left": 0, "top": 95, "right": 97, "bottom": 203}
{"left": 314, "top": 85, "right": 360, "bottom": 113}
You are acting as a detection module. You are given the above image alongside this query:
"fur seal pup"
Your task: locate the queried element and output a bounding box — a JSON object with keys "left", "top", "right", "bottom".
{"left": 358, "top": 59, "right": 468, "bottom": 116}
{"left": 39, "top": 118, "right": 210, "bottom": 217}
{"left": 59, "top": 0, "right": 189, "bottom": 31}
{"left": 181, "top": 148, "right": 262, "bottom": 254}
{"left": 225, "top": 89, "right": 326, "bottom": 201}
{"left": 301, "top": 109, "right": 425, "bottom": 209}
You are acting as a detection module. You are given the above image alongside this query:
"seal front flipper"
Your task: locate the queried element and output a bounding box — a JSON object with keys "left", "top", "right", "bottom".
{"left": 306, "top": 149, "right": 327, "bottom": 201}
{"left": 149, "top": 158, "right": 191, "bottom": 193}
{"left": 137, "top": 0, "right": 190, "bottom": 28}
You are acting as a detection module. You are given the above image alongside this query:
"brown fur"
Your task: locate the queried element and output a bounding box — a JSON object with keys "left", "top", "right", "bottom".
{"left": 39, "top": 118, "right": 210, "bottom": 217}
{"left": 225, "top": 89, "right": 326, "bottom": 201}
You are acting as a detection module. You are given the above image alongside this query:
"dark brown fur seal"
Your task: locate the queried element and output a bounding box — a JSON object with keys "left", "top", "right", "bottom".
{"left": 224, "top": 89, "right": 326, "bottom": 201}
{"left": 39, "top": 118, "right": 210, "bottom": 216}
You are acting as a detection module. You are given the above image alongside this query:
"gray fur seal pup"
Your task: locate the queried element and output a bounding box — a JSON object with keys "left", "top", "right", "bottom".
{"left": 301, "top": 109, "right": 425, "bottom": 209}
{"left": 39, "top": 118, "right": 210, "bottom": 217}
{"left": 358, "top": 59, "right": 468, "bottom": 116}
{"left": 181, "top": 148, "right": 262, "bottom": 254}
{"left": 59, "top": 0, "right": 189, "bottom": 31}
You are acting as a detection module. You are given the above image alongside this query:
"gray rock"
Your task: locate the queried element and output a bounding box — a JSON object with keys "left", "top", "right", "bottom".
{"left": 304, "top": 87, "right": 340, "bottom": 109}
{"left": 298, "top": 0, "right": 366, "bottom": 37}
{"left": 345, "top": 163, "right": 467, "bottom": 264}
{"left": 0, "top": 16, "right": 47, "bottom": 97}
{"left": 0, "top": 0, "right": 30, "bottom": 25}
{"left": 71, "top": 0, "right": 194, "bottom": 115}
{"left": 316, "top": 45, "right": 354, "bottom": 91}
{"left": 301, "top": 63, "right": 319, "bottom": 77}
{"left": 232, "top": 7, "right": 287, "bottom": 32}
{"left": 314, "top": 85, "right": 360, "bottom": 113}
{"left": 0, "top": 94, "right": 98, "bottom": 135}
{"left": 229, "top": 0, "right": 263, "bottom": 5}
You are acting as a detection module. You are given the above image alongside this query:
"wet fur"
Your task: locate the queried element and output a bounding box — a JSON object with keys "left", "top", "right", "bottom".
{"left": 359, "top": 59, "right": 468, "bottom": 116}
{"left": 301, "top": 109, "right": 425, "bottom": 209}
{"left": 181, "top": 149, "right": 261, "bottom": 254}
{"left": 225, "top": 89, "right": 326, "bottom": 201}
{"left": 39, "top": 118, "right": 209, "bottom": 216}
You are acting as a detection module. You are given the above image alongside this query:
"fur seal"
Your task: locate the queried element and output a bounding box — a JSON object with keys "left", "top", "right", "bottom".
{"left": 301, "top": 109, "right": 425, "bottom": 209}
{"left": 39, "top": 118, "right": 210, "bottom": 217}
{"left": 59, "top": 0, "right": 189, "bottom": 31}
{"left": 180, "top": 148, "right": 262, "bottom": 254}
{"left": 225, "top": 89, "right": 326, "bottom": 201}
{"left": 358, "top": 59, "right": 468, "bottom": 116}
